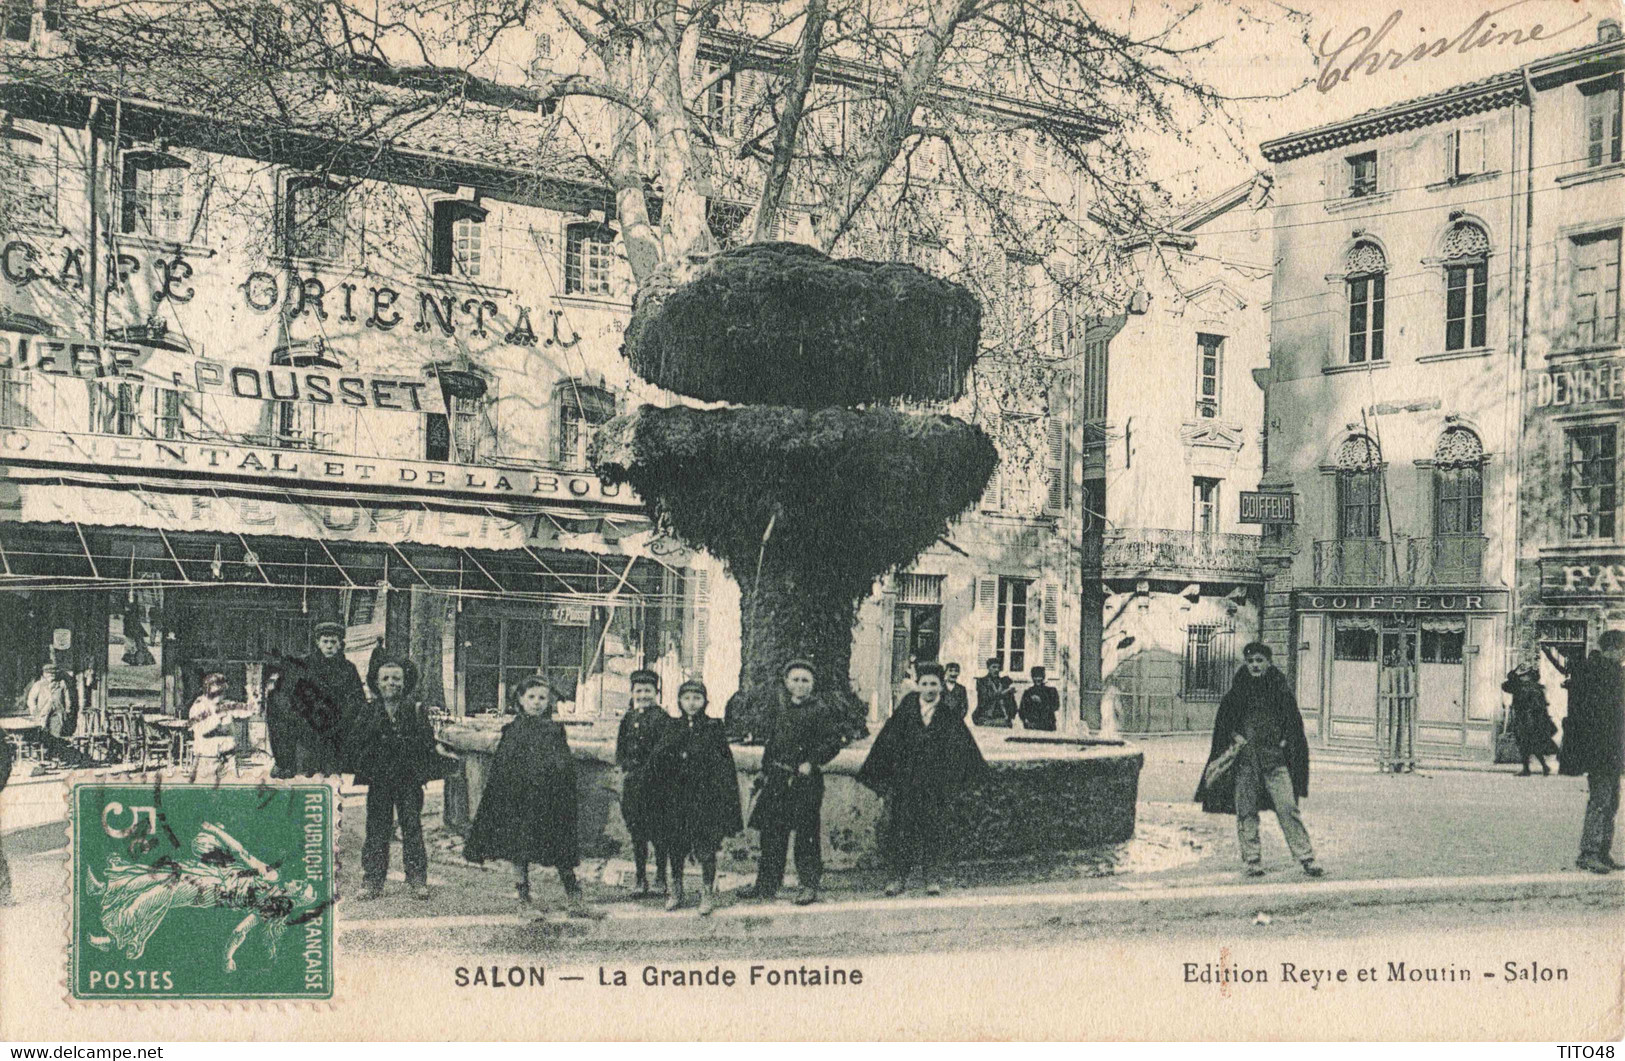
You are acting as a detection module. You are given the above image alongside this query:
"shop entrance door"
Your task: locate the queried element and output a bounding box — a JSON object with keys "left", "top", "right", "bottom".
{"left": 1378, "top": 626, "right": 1418, "bottom": 772}
{"left": 1536, "top": 620, "right": 1588, "bottom": 731}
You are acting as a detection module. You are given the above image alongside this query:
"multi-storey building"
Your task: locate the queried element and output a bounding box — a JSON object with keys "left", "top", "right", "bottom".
{"left": 1517, "top": 30, "right": 1625, "bottom": 719}
{"left": 1079, "top": 176, "right": 1273, "bottom": 734}
{"left": 1257, "top": 23, "right": 1625, "bottom": 763}
{"left": 0, "top": 17, "right": 1096, "bottom": 727}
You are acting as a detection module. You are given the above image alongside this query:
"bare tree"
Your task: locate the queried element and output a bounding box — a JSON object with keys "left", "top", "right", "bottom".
{"left": 5, "top": 0, "right": 1309, "bottom": 312}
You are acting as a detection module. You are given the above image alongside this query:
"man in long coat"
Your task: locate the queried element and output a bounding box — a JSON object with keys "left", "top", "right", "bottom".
{"left": 972, "top": 657, "right": 1015, "bottom": 727}
{"left": 270, "top": 622, "right": 365, "bottom": 777}
{"left": 858, "top": 662, "right": 987, "bottom": 895}
{"left": 738, "top": 660, "right": 847, "bottom": 905}
{"left": 1017, "top": 666, "right": 1059, "bottom": 731}
{"left": 615, "top": 669, "right": 673, "bottom": 896}
{"left": 941, "top": 663, "right": 970, "bottom": 720}
{"left": 1194, "top": 642, "right": 1323, "bottom": 878}
{"left": 1559, "top": 629, "right": 1625, "bottom": 874}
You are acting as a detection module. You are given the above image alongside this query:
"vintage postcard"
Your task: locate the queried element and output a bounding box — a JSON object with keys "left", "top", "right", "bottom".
{"left": 0, "top": 0, "right": 1621, "bottom": 1041}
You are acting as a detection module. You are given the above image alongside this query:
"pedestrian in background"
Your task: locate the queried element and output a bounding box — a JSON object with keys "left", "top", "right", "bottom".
{"left": 0, "top": 727, "right": 13, "bottom": 906}
{"left": 1559, "top": 629, "right": 1625, "bottom": 875}
{"left": 941, "top": 662, "right": 969, "bottom": 720}
{"left": 615, "top": 669, "right": 673, "bottom": 897}
{"left": 1502, "top": 662, "right": 1557, "bottom": 777}
{"left": 650, "top": 679, "right": 741, "bottom": 915}
{"left": 26, "top": 663, "right": 70, "bottom": 738}
{"left": 345, "top": 655, "right": 450, "bottom": 901}
{"left": 737, "top": 660, "right": 846, "bottom": 905}
{"left": 1018, "top": 666, "right": 1059, "bottom": 731}
{"left": 465, "top": 676, "right": 603, "bottom": 917}
{"left": 1195, "top": 642, "right": 1323, "bottom": 879}
{"left": 858, "top": 662, "right": 987, "bottom": 897}
{"left": 972, "top": 657, "right": 1015, "bottom": 727}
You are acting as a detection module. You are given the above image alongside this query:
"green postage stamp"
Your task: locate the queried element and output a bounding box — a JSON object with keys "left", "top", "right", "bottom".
{"left": 69, "top": 782, "right": 336, "bottom": 1001}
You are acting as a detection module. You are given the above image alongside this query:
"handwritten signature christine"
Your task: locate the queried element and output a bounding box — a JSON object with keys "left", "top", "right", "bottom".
{"left": 1318, "top": 0, "right": 1594, "bottom": 94}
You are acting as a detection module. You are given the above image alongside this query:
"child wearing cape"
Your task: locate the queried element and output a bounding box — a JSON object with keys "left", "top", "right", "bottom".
{"left": 650, "top": 680, "right": 742, "bottom": 915}
{"left": 463, "top": 676, "right": 603, "bottom": 918}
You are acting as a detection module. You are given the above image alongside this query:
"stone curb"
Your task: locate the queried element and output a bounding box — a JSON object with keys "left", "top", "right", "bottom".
{"left": 338, "top": 869, "right": 1625, "bottom": 947}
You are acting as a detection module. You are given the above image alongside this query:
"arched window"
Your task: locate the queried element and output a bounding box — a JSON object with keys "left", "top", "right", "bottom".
{"left": 1442, "top": 223, "right": 1490, "bottom": 352}
{"left": 1432, "top": 427, "right": 1484, "bottom": 536}
{"left": 1345, "top": 242, "right": 1387, "bottom": 364}
{"left": 1335, "top": 434, "right": 1382, "bottom": 539}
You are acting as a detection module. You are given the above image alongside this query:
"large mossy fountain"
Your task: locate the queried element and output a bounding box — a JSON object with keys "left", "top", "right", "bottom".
{"left": 594, "top": 242, "right": 998, "bottom": 738}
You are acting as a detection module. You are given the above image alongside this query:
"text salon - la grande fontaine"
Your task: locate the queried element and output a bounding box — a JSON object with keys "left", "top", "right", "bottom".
{"left": 454, "top": 964, "right": 866, "bottom": 988}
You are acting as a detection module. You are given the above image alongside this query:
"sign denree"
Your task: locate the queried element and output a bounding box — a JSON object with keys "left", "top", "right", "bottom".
{"left": 1532, "top": 358, "right": 1625, "bottom": 410}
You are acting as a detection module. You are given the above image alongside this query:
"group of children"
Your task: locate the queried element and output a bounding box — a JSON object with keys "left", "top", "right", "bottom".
{"left": 350, "top": 653, "right": 992, "bottom": 916}
{"left": 464, "top": 669, "right": 744, "bottom": 917}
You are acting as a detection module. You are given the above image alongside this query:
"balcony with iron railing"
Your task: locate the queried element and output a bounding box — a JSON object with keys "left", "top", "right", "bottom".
{"left": 1312, "top": 535, "right": 1489, "bottom": 588}
{"left": 1101, "top": 527, "right": 1262, "bottom": 582}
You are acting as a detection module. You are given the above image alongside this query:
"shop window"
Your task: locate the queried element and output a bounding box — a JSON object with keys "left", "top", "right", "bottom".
{"left": 563, "top": 222, "right": 615, "bottom": 296}
{"left": 1333, "top": 625, "right": 1378, "bottom": 662}
{"left": 994, "top": 576, "right": 1031, "bottom": 675}
{"left": 274, "top": 399, "right": 326, "bottom": 450}
{"left": 283, "top": 175, "right": 349, "bottom": 262}
{"left": 121, "top": 150, "right": 203, "bottom": 242}
{"left": 1566, "top": 424, "right": 1618, "bottom": 540}
{"left": 1568, "top": 228, "right": 1621, "bottom": 348}
{"left": 1345, "top": 242, "right": 1387, "bottom": 364}
{"left": 1182, "top": 624, "right": 1232, "bottom": 700}
{"left": 1420, "top": 626, "right": 1465, "bottom": 665}
{"left": 556, "top": 381, "right": 614, "bottom": 468}
{"left": 430, "top": 200, "right": 487, "bottom": 278}
{"left": 1441, "top": 223, "right": 1489, "bottom": 351}
{"left": 1192, "top": 477, "right": 1221, "bottom": 535}
{"left": 1581, "top": 74, "right": 1623, "bottom": 170}
{"left": 0, "top": 362, "right": 29, "bottom": 428}
{"left": 461, "top": 610, "right": 595, "bottom": 714}
{"left": 1, "top": 122, "right": 58, "bottom": 225}
{"left": 1433, "top": 428, "right": 1484, "bottom": 535}
{"left": 1195, "top": 333, "right": 1223, "bottom": 418}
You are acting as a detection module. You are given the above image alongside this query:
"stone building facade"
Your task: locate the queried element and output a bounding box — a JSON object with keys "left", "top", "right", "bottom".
{"left": 1516, "top": 34, "right": 1625, "bottom": 722}
{"left": 1081, "top": 177, "right": 1274, "bottom": 734}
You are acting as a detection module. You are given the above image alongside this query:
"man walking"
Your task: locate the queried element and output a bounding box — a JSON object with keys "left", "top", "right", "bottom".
{"left": 1560, "top": 629, "right": 1625, "bottom": 874}
{"left": 738, "top": 660, "right": 846, "bottom": 905}
{"left": 1195, "top": 642, "right": 1323, "bottom": 878}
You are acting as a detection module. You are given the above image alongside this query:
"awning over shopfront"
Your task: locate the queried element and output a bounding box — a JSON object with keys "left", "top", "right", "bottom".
{"left": 0, "top": 471, "right": 694, "bottom": 598}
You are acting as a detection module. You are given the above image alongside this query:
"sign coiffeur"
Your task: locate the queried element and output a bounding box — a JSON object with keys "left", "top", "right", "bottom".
{"left": 0, "top": 332, "right": 445, "bottom": 413}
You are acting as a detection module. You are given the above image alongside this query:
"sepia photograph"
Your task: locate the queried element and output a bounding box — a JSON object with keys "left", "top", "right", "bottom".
{"left": 0, "top": 0, "right": 1620, "bottom": 1041}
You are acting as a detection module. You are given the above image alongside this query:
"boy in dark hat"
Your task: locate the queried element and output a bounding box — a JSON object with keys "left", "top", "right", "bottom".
{"left": 650, "top": 679, "right": 742, "bottom": 915}
{"left": 270, "top": 620, "right": 365, "bottom": 776}
{"left": 973, "top": 657, "right": 1015, "bottom": 727}
{"left": 858, "top": 662, "right": 987, "bottom": 896}
{"left": 345, "top": 654, "right": 452, "bottom": 900}
{"left": 1017, "top": 666, "right": 1059, "bottom": 731}
{"left": 738, "top": 659, "right": 847, "bottom": 905}
{"left": 616, "top": 668, "right": 674, "bottom": 896}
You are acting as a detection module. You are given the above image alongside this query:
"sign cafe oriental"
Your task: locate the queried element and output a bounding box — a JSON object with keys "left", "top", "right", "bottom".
{"left": 0, "top": 234, "right": 638, "bottom": 510}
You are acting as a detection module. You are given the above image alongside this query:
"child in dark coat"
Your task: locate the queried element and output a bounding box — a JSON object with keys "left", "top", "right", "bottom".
{"left": 858, "top": 662, "right": 988, "bottom": 895}
{"left": 345, "top": 655, "right": 453, "bottom": 901}
{"left": 464, "top": 676, "right": 601, "bottom": 918}
{"left": 1503, "top": 663, "right": 1558, "bottom": 776}
{"left": 615, "top": 668, "right": 673, "bottom": 897}
{"left": 650, "top": 680, "right": 742, "bottom": 915}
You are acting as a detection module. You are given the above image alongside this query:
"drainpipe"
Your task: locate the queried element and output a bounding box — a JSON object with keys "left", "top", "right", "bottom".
{"left": 1511, "top": 65, "right": 1537, "bottom": 661}
{"left": 86, "top": 98, "right": 98, "bottom": 338}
